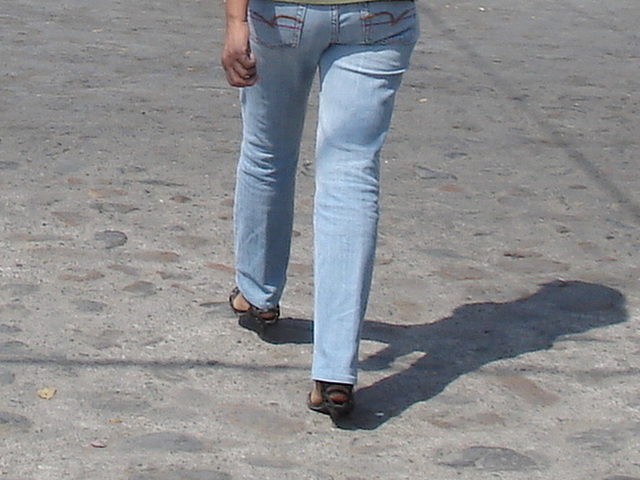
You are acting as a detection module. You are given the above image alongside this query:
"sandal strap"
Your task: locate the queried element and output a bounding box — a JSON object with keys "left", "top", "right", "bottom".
{"left": 249, "top": 304, "right": 280, "bottom": 323}
{"left": 320, "top": 382, "right": 353, "bottom": 406}
{"left": 229, "top": 287, "right": 280, "bottom": 323}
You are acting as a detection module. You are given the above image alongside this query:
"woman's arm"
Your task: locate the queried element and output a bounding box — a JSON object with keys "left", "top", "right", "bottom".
{"left": 221, "top": 0, "right": 258, "bottom": 87}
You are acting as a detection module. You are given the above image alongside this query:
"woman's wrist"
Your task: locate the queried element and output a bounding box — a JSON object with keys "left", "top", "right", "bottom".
{"left": 225, "top": 0, "right": 249, "bottom": 24}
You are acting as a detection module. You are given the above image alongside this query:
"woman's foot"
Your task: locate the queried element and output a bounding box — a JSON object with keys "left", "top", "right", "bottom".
{"left": 229, "top": 287, "right": 280, "bottom": 323}
{"left": 307, "top": 380, "right": 355, "bottom": 421}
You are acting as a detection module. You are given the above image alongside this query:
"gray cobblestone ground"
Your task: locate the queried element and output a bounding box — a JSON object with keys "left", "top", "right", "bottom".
{"left": 1, "top": 0, "right": 639, "bottom": 478}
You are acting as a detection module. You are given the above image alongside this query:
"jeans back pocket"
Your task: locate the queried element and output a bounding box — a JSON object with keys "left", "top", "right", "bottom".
{"left": 361, "top": 1, "right": 419, "bottom": 45}
{"left": 249, "top": 0, "right": 306, "bottom": 48}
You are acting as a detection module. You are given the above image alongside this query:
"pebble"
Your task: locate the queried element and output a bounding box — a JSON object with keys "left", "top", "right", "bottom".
{"left": 129, "top": 469, "right": 231, "bottom": 480}
{"left": 72, "top": 300, "right": 108, "bottom": 313}
{"left": 0, "top": 161, "right": 20, "bottom": 170}
{"left": 58, "top": 270, "right": 105, "bottom": 282}
{"left": 122, "top": 432, "right": 205, "bottom": 452}
{"left": 440, "top": 446, "right": 537, "bottom": 471}
{"left": 123, "top": 281, "right": 157, "bottom": 296}
{"left": 0, "top": 411, "right": 32, "bottom": 432}
{"left": 137, "top": 251, "right": 180, "bottom": 263}
{"left": 52, "top": 211, "right": 85, "bottom": 226}
{"left": 91, "top": 393, "right": 151, "bottom": 413}
{"left": 90, "top": 202, "right": 140, "bottom": 214}
{"left": 0, "top": 324, "right": 22, "bottom": 334}
{"left": 415, "top": 165, "right": 458, "bottom": 180}
{"left": 94, "top": 230, "right": 128, "bottom": 249}
{"left": 0, "top": 341, "right": 30, "bottom": 355}
{"left": 568, "top": 423, "right": 640, "bottom": 454}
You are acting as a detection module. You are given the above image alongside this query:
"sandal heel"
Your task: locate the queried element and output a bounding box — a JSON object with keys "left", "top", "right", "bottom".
{"left": 308, "top": 381, "right": 354, "bottom": 422}
{"left": 229, "top": 287, "right": 280, "bottom": 335}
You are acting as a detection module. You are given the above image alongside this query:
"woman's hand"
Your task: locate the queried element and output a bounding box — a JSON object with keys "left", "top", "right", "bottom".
{"left": 221, "top": 20, "right": 257, "bottom": 87}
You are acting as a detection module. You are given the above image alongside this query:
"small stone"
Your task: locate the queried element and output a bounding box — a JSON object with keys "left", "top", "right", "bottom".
{"left": 0, "top": 341, "right": 30, "bottom": 355}
{"left": 444, "top": 151, "right": 468, "bottom": 159}
{"left": 108, "top": 264, "right": 140, "bottom": 276}
{"left": 156, "top": 271, "right": 192, "bottom": 280}
{"left": 72, "top": 300, "right": 108, "bottom": 313}
{"left": 207, "top": 263, "right": 234, "bottom": 273}
{"left": 567, "top": 424, "right": 640, "bottom": 454}
{"left": 88, "top": 187, "right": 127, "bottom": 198}
{"left": 92, "top": 393, "right": 150, "bottom": 413}
{"left": 139, "top": 179, "right": 184, "bottom": 187}
{"left": 1, "top": 283, "right": 40, "bottom": 296}
{"left": 52, "top": 211, "right": 85, "bottom": 226}
{"left": 503, "top": 250, "right": 542, "bottom": 259}
{"left": 497, "top": 374, "right": 560, "bottom": 406}
{"left": 437, "top": 184, "right": 464, "bottom": 193}
{"left": 129, "top": 469, "right": 231, "bottom": 480}
{"left": 67, "top": 176, "right": 83, "bottom": 185}
{"left": 0, "top": 411, "right": 32, "bottom": 432}
{"left": 9, "top": 233, "right": 73, "bottom": 242}
{"left": 123, "top": 281, "right": 157, "bottom": 296}
{"left": 415, "top": 165, "right": 457, "bottom": 180}
{"left": 137, "top": 251, "right": 180, "bottom": 263}
{"left": 58, "top": 270, "right": 105, "bottom": 282}
{"left": 0, "top": 161, "right": 20, "bottom": 170}
{"left": 94, "top": 230, "right": 128, "bottom": 249}
{"left": 0, "top": 324, "right": 22, "bottom": 334}
{"left": 436, "top": 265, "right": 487, "bottom": 280}
{"left": 90, "top": 202, "right": 139, "bottom": 214}
{"left": 245, "top": 456, "right": 296, "bottom": 469}
{"left": 175, "top": 235, "right": 208, "bottom": 248}
{"left": 440, "top": 446, "right": 537, "bottom": 471}
{"left": 123, "top": 432, "right": 204, "bottom": 452}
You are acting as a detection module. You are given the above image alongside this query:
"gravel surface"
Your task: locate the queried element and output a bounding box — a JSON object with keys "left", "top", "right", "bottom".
{"left": 1, "top": 0, "right": 639, "bottom": 478}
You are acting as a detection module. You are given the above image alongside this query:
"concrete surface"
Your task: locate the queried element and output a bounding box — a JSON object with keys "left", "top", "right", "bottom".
{"left": 1, "top": 0, "right": 639, "bottom": 478}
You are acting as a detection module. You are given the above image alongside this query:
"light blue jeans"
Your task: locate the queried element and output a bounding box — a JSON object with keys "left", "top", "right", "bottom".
{"left": 234, "top": 0, "right": 418, "bottom": 385}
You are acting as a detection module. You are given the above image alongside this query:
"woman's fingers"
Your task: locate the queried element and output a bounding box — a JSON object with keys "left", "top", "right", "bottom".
{"left": 224, "top": 56, "right": 257, "bottom": 87}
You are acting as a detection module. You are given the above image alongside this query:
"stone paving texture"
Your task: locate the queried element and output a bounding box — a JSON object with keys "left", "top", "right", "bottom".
{"left": 1, "top": 0, "right": 639, "bottom": 478}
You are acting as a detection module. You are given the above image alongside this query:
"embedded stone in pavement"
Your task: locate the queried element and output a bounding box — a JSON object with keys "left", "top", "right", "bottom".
{"left": 129, "top": 470, "right": 231, "bottom": 480}
{"left": 440, "top": 446, "right": 537, "bottom": 472}
{"left": 94, "top": 230, "right": 128, "bottom": 249}
{"left": 122, "top": 432, "right": 205, "bottom": 453}
{"left": 0, "top": 411, "right": 32, "bottom": 433}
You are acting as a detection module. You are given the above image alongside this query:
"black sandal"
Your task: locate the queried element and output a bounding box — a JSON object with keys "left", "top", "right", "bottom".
{"left": 307, "top": 381, "right": 355, "bottom": 422}
{"left": 229, "top": 287, "right": 280, "bottom": 332}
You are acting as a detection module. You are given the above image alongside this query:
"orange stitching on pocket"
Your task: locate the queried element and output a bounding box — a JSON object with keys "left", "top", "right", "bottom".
{"left": 251, "top": 11, "right": 303, "bottom": 30}
{"left": 362, "top": 9, "right": 415, "bottom": 26}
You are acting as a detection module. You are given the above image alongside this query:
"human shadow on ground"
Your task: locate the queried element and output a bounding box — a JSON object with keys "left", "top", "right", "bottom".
{"left": 247, "top": 280, "right": 627, "bottom": 430}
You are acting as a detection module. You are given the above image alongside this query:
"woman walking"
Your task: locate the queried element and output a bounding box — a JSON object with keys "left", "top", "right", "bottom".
{"left": 222, "top": 0, "right": 418, "bottom": 422}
